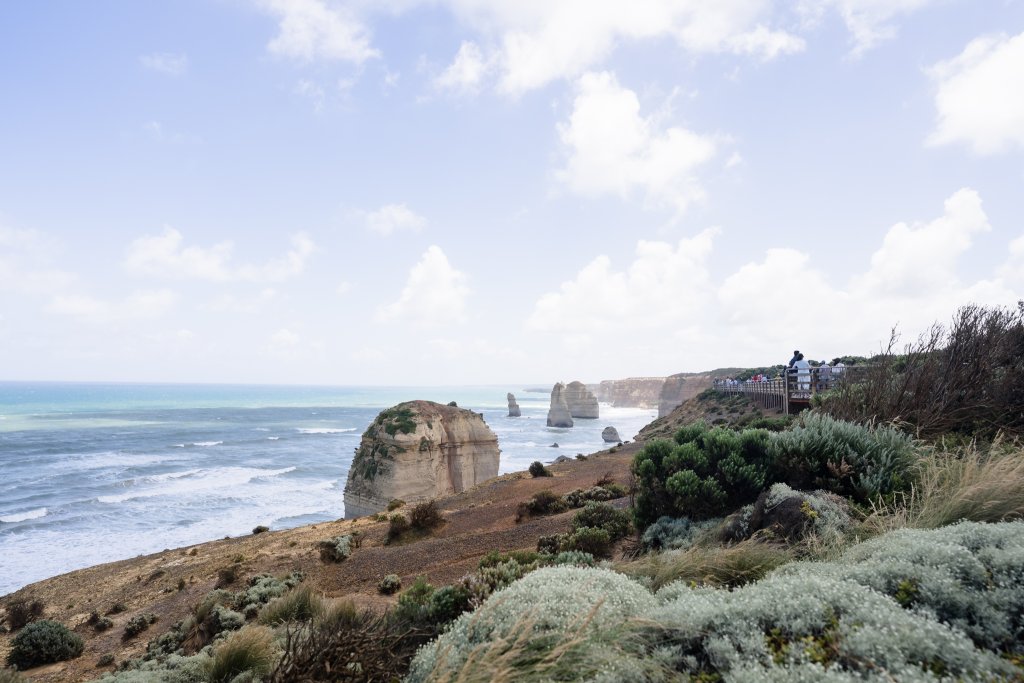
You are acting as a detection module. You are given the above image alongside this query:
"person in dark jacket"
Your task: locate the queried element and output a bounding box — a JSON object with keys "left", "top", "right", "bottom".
{"left": 788, "top": 350, "right": 800, "bottom": 368}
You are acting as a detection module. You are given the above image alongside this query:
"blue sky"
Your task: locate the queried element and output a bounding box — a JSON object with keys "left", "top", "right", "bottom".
{"left": 1, "top": 0, "right": 1022, "bottom": 385}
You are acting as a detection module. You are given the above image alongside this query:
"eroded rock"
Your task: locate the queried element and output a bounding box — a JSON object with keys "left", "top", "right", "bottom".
{"left": 601, "top": 426, "right": 621, "bottom": 443}
{"left": 507, "top": 393, "right": 521, "bottom": 417}
{"left": 546, "top": 383, "right": 574, "bottom": 428}
{"left": 564, "top": 381, "right": 599, "bottom": 419}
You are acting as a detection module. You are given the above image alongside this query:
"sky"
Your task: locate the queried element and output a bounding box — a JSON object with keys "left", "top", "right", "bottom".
{"left": 1, "top": 0, "right": 1022, "bottom": 386}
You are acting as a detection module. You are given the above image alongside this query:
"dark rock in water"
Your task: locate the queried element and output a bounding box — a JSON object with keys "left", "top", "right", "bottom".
{"left": 601, "top": 426, "right": 621, "bottom": 442}
{"left": 546, "top": 383, "right": 574, "bottom": 428}
{"left": 553, "top": 455, "right": 571, "bottom": 464}
{"left": 549, "top": 442, "right": 559, "bottom": 448}
{"left": 507, "top": 393, "right": 521, "bottom": 417}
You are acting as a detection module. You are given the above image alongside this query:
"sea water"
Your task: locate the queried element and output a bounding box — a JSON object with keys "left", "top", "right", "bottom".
{"left": 0, "top": 382, "right": 655, "bottom": 595}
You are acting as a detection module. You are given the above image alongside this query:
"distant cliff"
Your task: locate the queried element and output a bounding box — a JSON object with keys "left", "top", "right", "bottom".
{"left": 658, "top": 373, "right": 714, "bottom": 417}
{"left": 595, "top": 377, "right": 666, "bottom": 408}
{"left": 343, "top": 401, "right": 500, "bottom": 518}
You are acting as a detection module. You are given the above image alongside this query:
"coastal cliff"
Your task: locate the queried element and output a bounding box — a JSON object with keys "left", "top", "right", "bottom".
{"left": 658, "top": 373, "right": 714, "bottom": 417}
{"left": 596, "top": 377, "right": 665, "bottom": 408}
{"left": 343, "top": 401, "right": 500, "bottom": 518}
{"left": 563, "top": 381, "right": 599, "bottom": 419}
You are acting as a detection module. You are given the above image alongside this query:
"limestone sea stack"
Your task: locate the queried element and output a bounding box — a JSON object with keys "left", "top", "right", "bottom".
{"left": 602, "top": 426, "right": 621, "bottom": 443}
{"left": 507, "top": 393, "right": 521, "bottom": 417}
{"left": 546, "top": 383, "right": 574, "bottom": 428}
{"left": 343, "top": 401, "right": 500, "bottom": 518}
{"left": 564, "top": 381, "right": 599, "bottom": 419}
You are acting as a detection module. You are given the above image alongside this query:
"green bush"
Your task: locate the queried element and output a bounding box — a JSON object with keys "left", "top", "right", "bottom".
{"left": 561, "top": 527, "right": 613, "bottom": 556}
{"left": 572, "top": 501, "right": 632, "bottom": 540}
{"left": 6, "top": 620, "right": 83, "bottom": 670}
{"left": 515, "top": 489, "right": 568, "bottom": 521}
{"left": 378, "top": 574, "right": 402, "bottom": 595}
{"left": 769, "top": 412, "right": 915, "bottom": 501}
{"left": 318, "top": 534, "right": 354, "bottom": 562}
{"left": 122, "top": 613, "right": 157, "bottom": 641}
{"left": 387, "top": 513, "right": 410, "bottom": 541}
{"left": 387, "top": 498, "right": 405, "bottom": 511}
{"left": 529, "top": 461, "right": 552, "bottom": 477}
{"left": 632, "top": 423, "right": 772, "bottom": 525}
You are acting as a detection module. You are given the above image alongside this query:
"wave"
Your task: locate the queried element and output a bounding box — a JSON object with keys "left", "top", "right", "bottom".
{"left": 98, "top": 466, "right": 297, "bottom": 504}
{"left": 296, "top": 428, "right": 356, "bottom": 435}
{"left": 253, "top": 428, "right": 270, "bottom": 432}
{"left": 267, "top": 436, "right": 280, "bottom": 440}
{"left": 0, "top": 507, "right": 47, "bottom": 523}
{"left": 174, "top": 441, "right": 223, "bottom": 448}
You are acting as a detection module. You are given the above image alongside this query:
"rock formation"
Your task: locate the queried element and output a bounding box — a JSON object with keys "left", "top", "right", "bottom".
{"left": 343, "top": 401, "right": 500, "bottom": 518}
{"left": 658, "top": 373, "right": 714, "bottom": 417}
{"left": 596, "top": 377, "right": 666, "bottom": 408}
{"left": 563, "top": 381, "right": 599, "bottom": 419}
{"left": 601, "top": 426, "right": 621, "bottom": 443}
{"left": 507, "top": 393, "right": 521, "bottom": 417}
{"left": 546, "top": 383, "right": 574, "bottom": 428}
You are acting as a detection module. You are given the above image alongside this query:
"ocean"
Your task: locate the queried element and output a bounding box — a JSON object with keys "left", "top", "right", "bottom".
{"left": 0, "top": 382, "right": 655, "bottom": 596}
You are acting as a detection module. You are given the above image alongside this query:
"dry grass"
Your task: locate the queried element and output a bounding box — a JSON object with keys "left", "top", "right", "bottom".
{"left": 863, "top": 442, "right": 1024, "bottom": 534}
{"left": 617, "top": 539, "right": 793, "bottom": 591}
{"left": 206, "top": 626, "right": 277, "bottom": 683}
{"left": 258, "top": 585, "right": 325, "bottom": 626}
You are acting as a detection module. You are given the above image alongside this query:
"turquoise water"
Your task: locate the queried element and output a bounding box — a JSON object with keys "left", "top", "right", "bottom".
{"left": 0, "top": 382, "right": 655, "bottom": 595}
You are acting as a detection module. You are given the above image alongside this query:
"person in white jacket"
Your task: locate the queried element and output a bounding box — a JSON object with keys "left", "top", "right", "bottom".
{"left": 793, "top": 353, "right": 811, "bottom": 391}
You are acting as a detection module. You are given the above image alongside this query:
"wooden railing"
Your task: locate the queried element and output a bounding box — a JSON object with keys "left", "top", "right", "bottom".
{"left": 714, "top": 366, "right": 862, "bottom": 414}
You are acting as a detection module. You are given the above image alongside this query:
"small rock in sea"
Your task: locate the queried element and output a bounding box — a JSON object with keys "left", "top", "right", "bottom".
{"left": 550, "top": 442, "right": 559, "bottom": 448}
{"left": 553, "top": 455, "right": 572, "bottom": 464}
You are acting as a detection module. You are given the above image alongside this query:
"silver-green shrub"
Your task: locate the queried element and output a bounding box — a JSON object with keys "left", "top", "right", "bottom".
{"left": 318, "top": 535, "right": 354, "bottom": 563}
{"left": 641, "top": 516, "right": 719, "bottom": 551}
{"left": 406, "top": 567, "right": 655, "bottom": 682}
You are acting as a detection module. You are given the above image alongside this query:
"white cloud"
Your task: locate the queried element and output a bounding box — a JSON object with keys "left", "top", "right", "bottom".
{"left": 0, "top": 227, "right": 76, "bottom": 294}
{"left": 376, "top": 245, "right": 469, "bottom": 326}
{"left": 49, "top": 289, "right": 177, "bottom": 323}
{"left": 124, "top": 228, "right": 314, "bottom": 283}
{"left": 798, "top": 0, "right": 937, "bottom": 56}
{"left": 261, "top": 0, "right": 379, "bottom": 63}
{"left": 556, "top": 71, "right": 717, "bottom": 214}
{"left": 364, "top": 203, "right": 427, "bottom": 235}
{"left": 294, "top": 79, "right": 326, "bottom": 112}
{"left": 435, "top": 41, "right": 492, "bottom": 92}
{"left": 140, "top": 52, "right": 188, "bottom": 76}
{"left": 269, "top": 328, "right": 301, "bottom": 348}
{"left": 927, "top": 32, "right": 1024, "bottom": 155}
{"left": 527, "top": 189, "right": 1021, "bottom": 371}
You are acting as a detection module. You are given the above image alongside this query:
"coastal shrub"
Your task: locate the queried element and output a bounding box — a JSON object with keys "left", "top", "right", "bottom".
{"left": 392, "top": 578, "right": 472, "bottom": 629}
{"left": 3, "top": 599, "right": 44, "bottom": 631}
{"left": 387, "top": 513, "right": 409, "bottom": 541}
{"left": 205, "top": 626, "right": 277, "bottom": 683}
{"left": 623, "top": 539, "right": 794, "bottom": 590}
{"left": 515, "top": 489, "right": 567, "bottom": 521}
{"left": 866, "top": 443, "right": 1024, "bottom": 533}
{"left": 409, "top": 500, "right": 443, "bottom": 531}
{"left": 96, "top": 653, "right": 211, "bottom": 683}
{"left": 572, "top": 501, "right": 632, "bottom": 540}
{"left": 215, "top": 565, "right": 238, "bottom": 588}
{"left": 380, "top": 406, "right": 417, "bottom": 436}
{"left": 817, "top": 303, "right": 1024, "bottom": 439}
{"left": 724, "top": 483, "right": 853, "bottom": 545}
{"left": 378, "top": 574, "right": 402, "bottom": 595}
{"left": 641, "top": 516, "right": 719, "bottom": 552}
{"left": 529, "top": 461, "right": 552, "bottom": 477}
{"left": 106, "top": 602, "right": 127, "bottom": 615}
{"left": 318, "top": 534, "right": 354, "bottom": 562}
{"left": 258, "top": 585, "right": 323, "bottom": 625}
{"left": 6, "top": 620, "right": 84, "bottom": 670}
{"left": 387, "top": 498, "right": 405, "bottom": 511}
{"left": 268, "top": 603, "right": 432, "bottom": 683}
{"left": 239, "top": 572, "right": 304, "bottom": 613}
{"left": 632, "top": 424, "right": 773, "bottom": 525}
{"left": 122, "top": 613, "right": 158, "bottom": 641}
{"left": 96, "top": 654, "right": 115, "bottom": 667}
{"left": 87, "top": 611, "right": 114, "bottom": 632}
{"left": 561, "top": 527, "right": 613, "bottom": 557}
{"left": 251, "top": 525, "right": 269, "bottom": 535}
{"left": 406, "top": 566, "right": 656, "bottom": 683}
{"left": 769, "top": 412, "right": 916, "bottom": 502}
{"left": 564, "top": 485, "right": 618, "bottom": 508}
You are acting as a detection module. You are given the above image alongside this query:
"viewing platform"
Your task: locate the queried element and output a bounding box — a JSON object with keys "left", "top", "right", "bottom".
{"left": 714, "top": 366, "right": 862, "bottom": 415}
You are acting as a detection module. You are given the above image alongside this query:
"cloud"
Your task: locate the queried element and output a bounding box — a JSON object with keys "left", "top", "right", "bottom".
{"left": 798, "top": 0, "right": 937, "bottom": 56}
{"left": 140, "top": 52, "right": 188, "bottom": 76}
{"left": 555, "top": 71, "right": 717, "bottom": 214}
{"left": 434, "top": 41, "right": 492, "bottom": 92}
{"left": 376, "top": 245, "right": 469, "bottom": 326}
{"left": 269, "top": 328, "right": 301, "bottom": 348}
{"left": 49, "top": 289, "right": 177, "bottom": 323}
{"left": 294, "top": 79, "right": 326, "bottom": 112}
{"left": 261, "top": 0, "right": 379, "bottom": 63}
{"left": 364, "top": 203, "right": 427, "bottom": 235}
{"left": 527, "top": 188, "right": 1021, "bottom": 371}
{"left": 927, "top": 31, "right": 1024, "bottom": 155}
{"left": 0, "top": 227, "right": 76, "bottom": 294}
{"left": 124, "top": 228, "right": 314, "bottom": 283}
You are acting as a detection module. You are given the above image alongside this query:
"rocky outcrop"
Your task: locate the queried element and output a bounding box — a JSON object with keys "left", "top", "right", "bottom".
{"left": 596, "top": 377, "right": 665, "bottom": 408}
{"left": 658, "top": 373, "right": 714, "bottom": 417}
{"left": 564, "top": 381, "right": 599, "bottom": 419}
{"left": 601, "top": 426, "right": 621, "bottom": 443}
{"left": 343, "top": 401, "right": 500, "bottom": 518}
{"left": 507, "top": 393, "right": 521, "bottom": 417}
{"left": 546, "top": 383, "right": 574, "bottom": 428}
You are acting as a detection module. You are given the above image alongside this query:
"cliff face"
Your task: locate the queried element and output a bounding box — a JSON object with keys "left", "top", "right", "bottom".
{"left": 564, "top": 381, "right": 599, "bottom": 419}
{"left": 546, "top": 383, "right": 574, "bottom": 428}
{"left": 658, "top": 373, "right": 714, "bottom": 417}
{"left": 507, "top": 393, "right": 521, "bottom": 417}
{"left": 596, "top": 377, "right": 666, "bottom": 408}
{"left": 343, "top": 401, "right": 500, "bottom": 518}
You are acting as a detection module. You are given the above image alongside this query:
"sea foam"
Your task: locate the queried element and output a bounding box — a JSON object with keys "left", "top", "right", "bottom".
{"left": 296, "top": 427, "right": 356, "bottom": 435}
{"left": 0, "top": 508, "right": 48, "bottom": 523}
